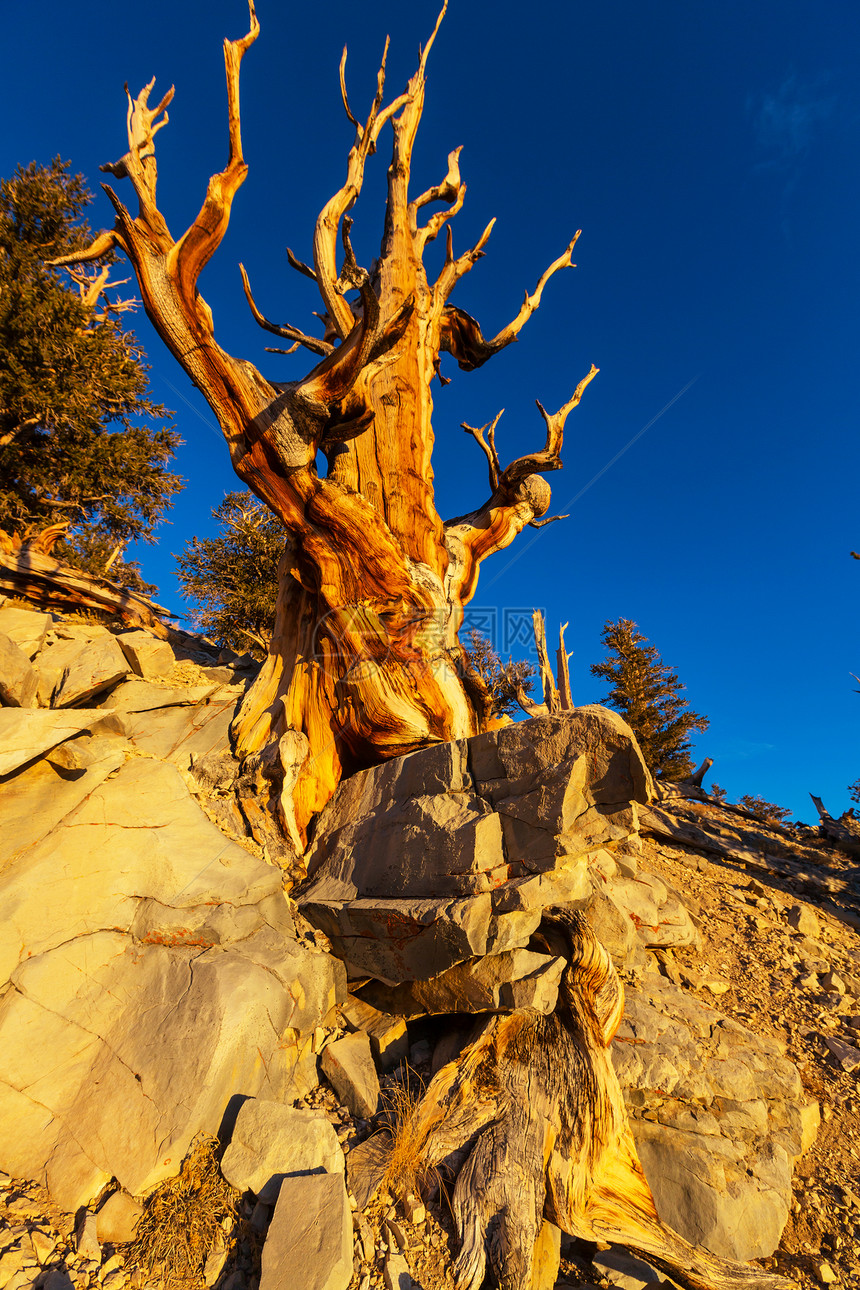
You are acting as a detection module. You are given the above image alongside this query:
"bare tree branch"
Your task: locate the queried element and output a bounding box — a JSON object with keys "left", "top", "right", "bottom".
{"left": 461, "top": 409, "right": 503, "bottom": 493}
{"left": 239, "top": 263, "right": 333, "bottom": 357}
{"left": 438, "top": 231, "right": 581, "bottom": 369}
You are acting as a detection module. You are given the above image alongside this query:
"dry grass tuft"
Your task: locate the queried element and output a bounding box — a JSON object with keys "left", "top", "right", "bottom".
{"left": 379, "top": 1065, "right": 441, "bottom": 1204}
{"left": 125, "top": 1135, "right": 239, "bottom": 1289}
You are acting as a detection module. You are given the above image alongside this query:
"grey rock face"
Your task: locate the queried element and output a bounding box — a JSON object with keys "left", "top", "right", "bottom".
{"left": 221, "top": 1099, "right": 344, "bottom": 1204}
{"left": 612, "top": 976, "right": 806, "bottom": 1260}
{"left": 260, "top": 1173, "right": 352, "bottom": 1290}
{"left": 300, "top": 707, "right": 664, "bottom": 988}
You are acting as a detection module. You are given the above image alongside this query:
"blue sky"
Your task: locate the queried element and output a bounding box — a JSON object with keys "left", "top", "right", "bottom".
{"left": 2, "top": 0, "right": 858, "bottom": 819}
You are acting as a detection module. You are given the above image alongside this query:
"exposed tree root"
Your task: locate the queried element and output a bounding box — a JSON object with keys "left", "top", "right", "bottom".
{"left": 412, "top": 908, "right": 793, "bottom": 1290}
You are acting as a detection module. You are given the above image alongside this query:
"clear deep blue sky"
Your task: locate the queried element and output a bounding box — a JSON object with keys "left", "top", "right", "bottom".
{"left": 3, "top": 1, "right": 858, "bottom": 819}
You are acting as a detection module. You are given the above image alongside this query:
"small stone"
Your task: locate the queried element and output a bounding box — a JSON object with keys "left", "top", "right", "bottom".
{"left": 825, "top": 1036, "right": 860, "bottom": 1073}
{"left": 816, "top": 1262, "right": 837, "bottom": 1284}
{"left": 30, "top": 1229, "right": 58, "bottom": 1265}
{"left": 101, "top": 1273, "right": 128, "bottom": 1290}
{"left": 402, "top": 1193, "right": 425, "bottom": 1225}
{"left": 96, "top": 1192, "right": 144, "bottom": 1244}
{"left": 788, "top": 904, "right": 820, "bottom": 938}
{"left": 384, "top": 1219, "right": 408, "bottom": 1253}
{"left": 702, "top": 977, "right": 731, "bottom": 996}
{"left": 75, "top": 1210, "right": 101, "bottom": 1264}
{"left": 383, "top": 1251, "right": 412, "bottom": 1290}
{"left": 203, "top": 1247, "right": 228, "bottom": 1286}
{"left": 822, "top": 970, "right": 847, "bottom": 995}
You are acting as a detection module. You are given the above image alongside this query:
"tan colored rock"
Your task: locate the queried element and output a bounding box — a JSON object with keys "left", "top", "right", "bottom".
{"left": 260, "top": 1173, "right": 352, "bottom": 1290}
{"left": 0, "top": 708, "right": 125, "bottom": 777}
{"left": 0, "top": 607, "right": 51, "bottom": 658}
{"left": 0, "top": 736, "right": 126, "bottom": 866}
{"left": 96, "top": 1191, "right": 144, "bottom": 1243}
{"left": 53, "top": 635, "right": 130, "bottom": 706}
{"left": 0, "top": 755, "right": 343, "bottom": 1212}
{"left": 359, "top": 948, "right": 565, "bottom": 1019}
{"left": 341, "top": 995, "right": 408, "bottom": 1070}
{"left": 221, "top": 1099, "right": 344, "bottom": 1204}
{"left": 800, "top": 1101, "right": 820, "bottom": 1154}
{"left": 117, "top": 631, "right": 175, "bottom": 680}
{"left": 0, "top": 632, "right": 38, "bottom": 708}
{"left": 321, "top": 1032, "right": 380, "bottom": 1119}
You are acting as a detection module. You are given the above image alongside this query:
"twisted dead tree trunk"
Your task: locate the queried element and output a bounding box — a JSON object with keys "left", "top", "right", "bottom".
{"left": 412, "top": 909, "right": 792, "bottom": 1290}
{"left": 51, "top": 1, "right": 596, "bottom": 838}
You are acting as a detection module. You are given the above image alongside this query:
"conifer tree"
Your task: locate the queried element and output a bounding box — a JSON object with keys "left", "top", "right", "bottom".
{"left": 175, "top": 491, "right": 285, "bottom": 655}
{"left": 0, "top": 158, "right": 181, "bottom": 588}
{"left": 590, "top": 618, "right": 708, "bottom": 779}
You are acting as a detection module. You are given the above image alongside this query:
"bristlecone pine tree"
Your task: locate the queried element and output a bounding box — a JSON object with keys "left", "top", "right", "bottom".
{"left": 0, "top": 158, "right": 181, "bottom": 590}
{"left": 51, "top": 3, "right": 598, "bottom": 836}
{"left": 590, "top": 618, "right": 708, "bottom": 779}
{"left": 175, "top": 491, "right": 285, "bottom": 657}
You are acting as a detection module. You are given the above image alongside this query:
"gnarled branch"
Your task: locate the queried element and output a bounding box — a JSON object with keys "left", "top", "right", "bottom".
{"left": 239, "top": 263, "right": 333, "bottom": 357}
{"left": 438, "top": 231, "right": 581, "bottom": 370}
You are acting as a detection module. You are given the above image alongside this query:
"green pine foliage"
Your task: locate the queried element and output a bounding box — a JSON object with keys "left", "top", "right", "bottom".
{"left": 737, "top": 794, "right": 792, "bottom": 825}
{"left": 590, "top": 618, "right": 709, "bottom": 779}
{"left": 175, "top": 491, "right": 286, "bottom": 655}
{"left": 0, "top": 158, "right": 182, "bottom": 590}
{"left": 464, "top": 629, "right": 536, "bottom": 719}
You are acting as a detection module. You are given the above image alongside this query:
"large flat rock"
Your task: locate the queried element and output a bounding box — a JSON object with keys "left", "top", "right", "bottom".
{"left": 0, "top": 708, "right": 126, "bottom": 777}
{"left": 300, "top": 708, "right": 657, "bottom": 984}
{"left": 260, "top": 1173, "right": 352, "bottom": 1290}
{"left": 0, "top": 755, "right": 343, "bottom": 1212}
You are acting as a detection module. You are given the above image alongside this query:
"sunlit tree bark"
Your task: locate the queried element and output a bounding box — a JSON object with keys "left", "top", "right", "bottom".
{"left": 53, "top": 1, "right": 596, "bottom": 838}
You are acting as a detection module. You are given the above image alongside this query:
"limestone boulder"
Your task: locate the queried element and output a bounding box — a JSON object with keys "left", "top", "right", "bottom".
{"left": 320, "top": 1032, "right": 380, "bottom": 1119}
{"left": 0, "top": 606, "right": 51, "bottom": 658}
{"left": 52, "top": 635, "right": 130, "bottom": 706}
{"left": 0, "top": 708, "right": 125, "bottom": 777}
{"left": 0, "top": 754, "right": 342, "bottom": 1212}
{"left": 299, "top": 707, "right": 654, "bottom": 985}
{"left": 612, "top": 976, "right": 804, "bottom": 1261}
{"left": 357, "top": 948, "right": 566, "bottom": 1018}
{"left": 260, "top": 1173, "right": 352, "bottom": 1290}
{"left": 116, "top": 630, "right": 175, "bottom": 679}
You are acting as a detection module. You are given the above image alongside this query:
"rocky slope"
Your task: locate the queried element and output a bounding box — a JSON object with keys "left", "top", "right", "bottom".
{"left": 0, "top": 599, "right": 857, "bottom": 1290}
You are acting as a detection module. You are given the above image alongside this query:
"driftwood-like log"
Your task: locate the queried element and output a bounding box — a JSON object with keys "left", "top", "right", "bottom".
{"left": 412, "top": 908, "right": 791, "bottom": 1290}
{"left": 810, "top": 795, "right": 860, "bottom": 858}
{"left": 0, "top": 529, "right": 175, "bottom": 638}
